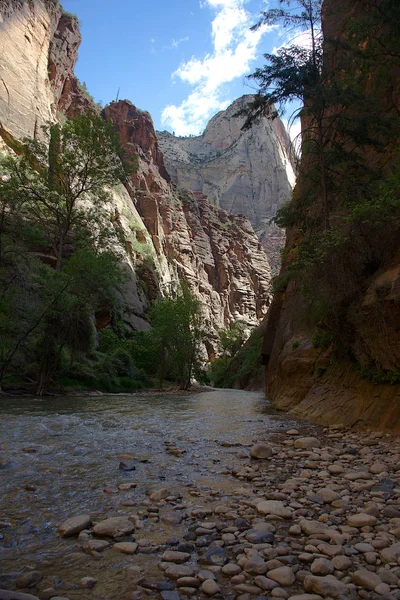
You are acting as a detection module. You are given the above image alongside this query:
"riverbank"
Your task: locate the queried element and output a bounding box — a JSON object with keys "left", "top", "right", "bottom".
{"left": 0, "top": 390, "right": 399, "bottom": 600}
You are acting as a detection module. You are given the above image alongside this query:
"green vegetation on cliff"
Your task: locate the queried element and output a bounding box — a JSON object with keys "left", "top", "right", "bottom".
{"left": 249, "top": 0, "right": 400, "bottom": 376}
{"left": 0, "top": 113, "right": 129, "bottom": 394}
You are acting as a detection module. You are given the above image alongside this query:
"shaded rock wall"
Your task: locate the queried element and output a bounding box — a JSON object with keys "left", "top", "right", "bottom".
{"left": 261, "top": 0, "right": 400, "bottom": 433}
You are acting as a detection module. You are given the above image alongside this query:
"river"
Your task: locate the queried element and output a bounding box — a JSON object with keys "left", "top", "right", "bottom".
{"left": 0, "top": 389, "right": 300, "bottom": 599}
{"left": 2, "top": 390, "right": 397, "bottom": 600}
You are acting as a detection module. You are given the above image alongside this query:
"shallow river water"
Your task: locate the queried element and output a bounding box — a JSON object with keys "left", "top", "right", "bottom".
{"left": 0, "top": 389, "right": 302, "bottom": 598}
{"left": 1, "top": 390, "right": 400, "bottom": 600}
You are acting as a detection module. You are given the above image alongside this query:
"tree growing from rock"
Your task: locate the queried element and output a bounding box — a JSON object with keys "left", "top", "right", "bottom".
{"left": 0, "top": 112, "right": 128, "bottom": 394}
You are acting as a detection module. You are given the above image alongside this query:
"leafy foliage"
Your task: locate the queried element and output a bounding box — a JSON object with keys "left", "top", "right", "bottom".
{"left": 246, "top": 0, "right": 400, "bottom": 376}
{"left": 0, "top": 113, "right": 134, "bottom": 394}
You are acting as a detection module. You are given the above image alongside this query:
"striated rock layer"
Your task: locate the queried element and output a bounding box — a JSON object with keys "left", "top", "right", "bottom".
{"left": 103, "top": 100, "right": 271, "bottom": 341}
{"left": 261, "top": 0, "right": 400, "bottom": 433}
{"left": 157, "top": 96, "right": 296, "bottom": 272}
{"left": 157, "top": 96, "right": 296, "bottom": 231}
{"left": 0, "top": 0, "right": 272, "bottom": 343}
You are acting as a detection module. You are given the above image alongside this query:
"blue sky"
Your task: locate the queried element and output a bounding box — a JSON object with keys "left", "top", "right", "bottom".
{"left": 61, "top": 0, "right": 300, "bottom": 137}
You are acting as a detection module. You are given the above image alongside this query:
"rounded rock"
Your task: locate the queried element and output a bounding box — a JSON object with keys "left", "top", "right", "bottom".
{"left": 267, "top": 567, "right": 296, "bottom": 586}
{"left": 250, "top": 443, "right": 273, "bottom": 459}
{"left": 201, "top": 579, "right": 220, "bottom": 596}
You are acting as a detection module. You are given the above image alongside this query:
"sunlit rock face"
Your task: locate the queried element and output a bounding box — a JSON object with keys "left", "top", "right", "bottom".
{"left": 0, "top": 1, "right": 272, "bottom": 342}
{"left": 104, "top": 100, "right": 272, "bottom": 344}
{"left": 157, "top": 95, "right": 297, "bottom": 271}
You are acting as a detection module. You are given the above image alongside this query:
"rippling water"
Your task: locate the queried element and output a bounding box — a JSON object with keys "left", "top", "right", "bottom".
{"left": 0, "top": 389, "right": 296, "bottom": 597}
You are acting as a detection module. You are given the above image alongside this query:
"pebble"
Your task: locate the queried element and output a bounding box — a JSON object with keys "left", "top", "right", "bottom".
{"left": 267, "top": 567, "right": 296, "bottom": 586}
{"left": 347, "top": 513, "right": 377, "bottom": 527}
{"left": 257, "top": 500, "right": 292, "bottom": 519}
{"left": 149, "top": 488, "right": 169, "bottom": 502}
{"left": 113, "top": 542, "right": 138, "bottom": 554}
{"left": 352, "top": 569, "right": 382, "bottom": 590}
{"left": 4, "top": 404, "right": 400, "bottom": 600}
{"left": 0, "top": 592, "right": 41, "bottom": 600}
{"left": 80, "top": 577, "right": 97, "bottom": 589}
{"left": 201, "top": 579, "right": 220, "bottom": 596}
{"left": 15, "top": 572, "right": 42, "bottom": 589}
{"left": 303, "top": 574, "right": 348, "bottom": 597}
{"left": 294, "top": 438, "right": 321, "bottom": 449}
{"left": 165, "top": 565, "right": 195, "bottom": 580}
{"left": 162, "top": 551, "right": 191, "bottom": 563}
{"left": 310, "top": 558, "right": 334, "bottom": 575}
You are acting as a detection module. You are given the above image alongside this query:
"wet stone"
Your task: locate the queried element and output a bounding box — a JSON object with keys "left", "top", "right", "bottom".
{"left": 58, "top": 515, "right": 91, "bottom": 537}
{"left": 176, "top": 577, "right": 200, "bottom": 588}
{"left": 352, "top": 569, "right": 382, "bottom": 590}
{"left": 162, "top": 550, "right": 191, "bottom": 563}
{"left": 165, "top": 565, "right": 195, "bottom": 580}
{"left": 0, "top": 592, "right": 41, "bottom": 600}
{"left": 160, "top": 592, "right": 180, "bottom": 600}
{"left": 201, "top": 579, "right": 220, "bottom": 596}
{"left": 294, "top": 437, "right": 321, "bottom": 449}
{"left": 250, "top": 443, "right": 273, "bottom": 459}
{"left": 347, "top": 513, "right": 377, "bottom": 527}
{"left": 16, "top": 572, "right": 42, "bottom": 589}
{"left": 199, "top": 546, "right": 227, "bottom": 566}
{"left": 140, "top": 581, "right": 175, "bottom": 591}
{"left": 245, "top": 529, "right": 275, "bottom": 543}
{"left": 113, "top": 542, "right": 138, "bottom": 554}
{"left": 267, "top": 567, "right": 296, "bottom": 586}
{"left": 93, "top": 517, "right": 134, "bottom": 538}
{"left": 80, "top": 577, "right": 96, "bottom": 589}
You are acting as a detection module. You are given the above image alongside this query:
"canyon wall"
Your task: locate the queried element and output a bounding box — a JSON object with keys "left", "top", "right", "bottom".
{"left": 261, "top": 0, "right": 400, "bottom": 432}
{"left": 0, "top": 0, "right": 272, "bottom": 344}
{"left": 157, "top": 96, "right": 297, "bottom": 272}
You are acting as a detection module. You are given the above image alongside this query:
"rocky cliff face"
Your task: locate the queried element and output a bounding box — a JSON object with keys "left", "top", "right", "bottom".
{"left": 104, "top": 100, "right": 271, "bottom": 343}
{"left": 0, "top": 0, "right": 90, "bottom": 140}
{"left": 157, "top": 96, "right": 296, "bottom": 271}
{"left": 261, "top": 0, "right": 400, "bottom": 432}
{"left": 0, "top": 0, "right": 272, "bottom": 344}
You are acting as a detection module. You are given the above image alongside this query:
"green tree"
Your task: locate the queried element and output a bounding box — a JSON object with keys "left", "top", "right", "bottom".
{"left": 1, "top": 113, "right": 127, "bottom": 271}
{"left": 0, "top": 113, "right": 128, "bottom": 394}
{"left": 219, "top": 321, "right": 247, "bottom": 358}
{"left": 146, "top": 285, "right": 206, "bottom": 390}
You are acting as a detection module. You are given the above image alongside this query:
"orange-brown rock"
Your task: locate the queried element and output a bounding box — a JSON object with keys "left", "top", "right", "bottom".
{"left": 262, "top": 0, "right": 400, "bottom": 433}
{"left": 105, "top": 100, "right": 272, "bottom": 340}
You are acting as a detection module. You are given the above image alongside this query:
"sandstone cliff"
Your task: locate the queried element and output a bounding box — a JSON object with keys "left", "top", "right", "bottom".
{"left": 157, "top": 96, "right": 296, "bottom": 272}
{"left": 0, "top": 0, "right": 272, "bottom": 345}
{"left": 261, "top": 0, "right": 400, "bottom": 432}
{"left": 103, "top": 100, "right": 271, "bottom": 343}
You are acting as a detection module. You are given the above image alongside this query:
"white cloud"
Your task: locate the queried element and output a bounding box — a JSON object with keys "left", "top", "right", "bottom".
{"left": 161, "top": 0, "right": 272, "bottom": 135}
{"left": 272, "top": 28, "right": 314, "bottom": 55}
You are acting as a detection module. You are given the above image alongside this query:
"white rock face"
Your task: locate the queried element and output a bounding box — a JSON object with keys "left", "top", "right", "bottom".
{"left": 0, "top": 0, "right": 59, "bottom": 139}
{"left": 157, "top": 95, "right": 296, "bottom": 234}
